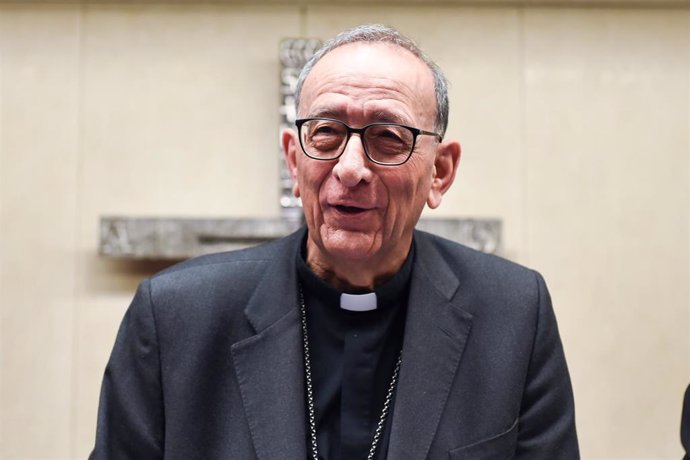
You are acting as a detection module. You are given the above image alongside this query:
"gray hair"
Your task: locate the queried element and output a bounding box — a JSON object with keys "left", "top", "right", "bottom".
{"left": 294, "top": 24, "right": 450, "bottom": 138}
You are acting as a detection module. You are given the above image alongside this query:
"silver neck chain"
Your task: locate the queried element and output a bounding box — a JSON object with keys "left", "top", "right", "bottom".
{"left": 298, "top": 286, "right": 402, "bottom": 460}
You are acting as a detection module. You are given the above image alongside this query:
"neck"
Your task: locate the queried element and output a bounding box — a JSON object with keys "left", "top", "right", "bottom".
{"left": 305, "top": 240, "right": 409, "bottom": 291}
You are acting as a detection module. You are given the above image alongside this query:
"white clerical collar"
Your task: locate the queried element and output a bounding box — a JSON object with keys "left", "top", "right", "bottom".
{"left": 340, "top": 292, "right": 377, "bottom": 312}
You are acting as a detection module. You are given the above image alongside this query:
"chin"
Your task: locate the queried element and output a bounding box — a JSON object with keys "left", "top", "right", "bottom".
{"left": 319, "top": 227, "right": 382, "bottom": 262}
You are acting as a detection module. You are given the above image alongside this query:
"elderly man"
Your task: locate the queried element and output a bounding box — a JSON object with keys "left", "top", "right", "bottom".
{"left": 91, "top": 24, "right": 579, "bottom": 459}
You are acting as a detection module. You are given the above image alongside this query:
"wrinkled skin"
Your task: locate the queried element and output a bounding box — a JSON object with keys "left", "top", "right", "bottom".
{"left": 282, "top": 43, "right": 461, "bottom": 290}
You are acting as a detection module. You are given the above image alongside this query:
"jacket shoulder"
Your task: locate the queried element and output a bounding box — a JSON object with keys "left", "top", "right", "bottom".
{"left": 150, "top": 229, "right": 302, "bottom": 283}
{"left": 415, "top": 230, "right": 537, "bottom": 283}
{"left": 414, "top": 230, "right": 546, "bottom": 319}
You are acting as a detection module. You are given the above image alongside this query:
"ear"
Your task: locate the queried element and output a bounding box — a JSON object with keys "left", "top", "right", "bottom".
{"left": 282, "top": 128, "right": 301, "bottom": 198}
{"left": 427, "top": 139, "right": 461, "bottom": 209}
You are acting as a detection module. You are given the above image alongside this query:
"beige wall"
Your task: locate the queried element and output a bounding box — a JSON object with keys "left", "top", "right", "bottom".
{"left": 0, "top": 2, "right": 687, "bottom": 458}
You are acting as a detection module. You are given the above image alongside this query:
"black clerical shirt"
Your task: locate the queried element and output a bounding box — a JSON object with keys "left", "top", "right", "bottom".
{"left": 296, "top": 243, "right": 414, "bottom": 460}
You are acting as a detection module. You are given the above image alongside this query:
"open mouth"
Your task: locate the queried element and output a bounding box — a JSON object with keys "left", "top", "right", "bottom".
{"left": 335, "top": 205, "right": 367, "bottom": 214}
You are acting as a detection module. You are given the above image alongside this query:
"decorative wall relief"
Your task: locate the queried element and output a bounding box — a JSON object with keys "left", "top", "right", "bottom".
{"left": 278, "top": 38, "right": 322, "bottom": 223}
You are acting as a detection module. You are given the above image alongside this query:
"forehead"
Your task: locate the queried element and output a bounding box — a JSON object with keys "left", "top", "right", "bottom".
{"left": 299, "top": 42, "right": 436, "bottom": 126}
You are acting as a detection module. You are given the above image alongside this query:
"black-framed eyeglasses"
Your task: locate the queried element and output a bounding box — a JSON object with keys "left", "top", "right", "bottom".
{"left": 295, "top": 117, "right": 442, "bottom": 166}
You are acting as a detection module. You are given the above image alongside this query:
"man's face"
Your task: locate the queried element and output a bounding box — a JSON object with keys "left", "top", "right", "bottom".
{"left": 283, "top": 42, "right": 459, "bottom": 288}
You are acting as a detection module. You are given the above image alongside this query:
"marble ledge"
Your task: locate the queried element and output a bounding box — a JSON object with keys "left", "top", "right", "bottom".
{"left": 99, "top": 216, "right": 502, "bottom": 260}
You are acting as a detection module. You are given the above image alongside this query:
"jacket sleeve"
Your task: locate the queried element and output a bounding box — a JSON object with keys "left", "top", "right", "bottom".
{"left": 516, "top": 272, "right": 580, "bottom": 459}
{"left": 681, "top": 384, "right": 690, "bottom": 459}
{"left": 89, "top": 279, "right": 165, "bottom": 459}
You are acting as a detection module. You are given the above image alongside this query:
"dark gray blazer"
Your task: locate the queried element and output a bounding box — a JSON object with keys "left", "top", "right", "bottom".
{"left": 90, "top": 228, "right": 579, "bottom": 459}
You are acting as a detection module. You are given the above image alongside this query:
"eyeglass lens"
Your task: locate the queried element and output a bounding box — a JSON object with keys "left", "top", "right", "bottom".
{"left": 300, "top": 119, "right": 414, "bottom": 165}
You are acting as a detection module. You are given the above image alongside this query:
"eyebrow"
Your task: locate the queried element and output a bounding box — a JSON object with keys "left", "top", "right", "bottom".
{"left": 368, "top": 110, "right": 408, "bottom": 125}
{"left": 307, "top": 107, "right": 345, "bottom": 119}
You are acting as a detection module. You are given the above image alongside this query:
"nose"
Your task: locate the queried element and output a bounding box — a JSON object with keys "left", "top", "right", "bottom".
{"left": 332, "top": 134, "right": 374, "bottom": 188}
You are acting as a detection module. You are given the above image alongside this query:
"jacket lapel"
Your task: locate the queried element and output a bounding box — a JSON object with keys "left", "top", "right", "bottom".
{"left": 230, "top": 231, "right": 307, "bottom": 460}
{"left": 388, "top": 232, "right": 474, "bottom": 459}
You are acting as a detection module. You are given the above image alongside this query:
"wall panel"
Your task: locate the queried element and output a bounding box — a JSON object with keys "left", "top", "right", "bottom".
{"left": 523, "top": 9, "right": 690, "bottom": 458}
{"left": 0, "top": 4, "right": 81, "bottom": 458}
